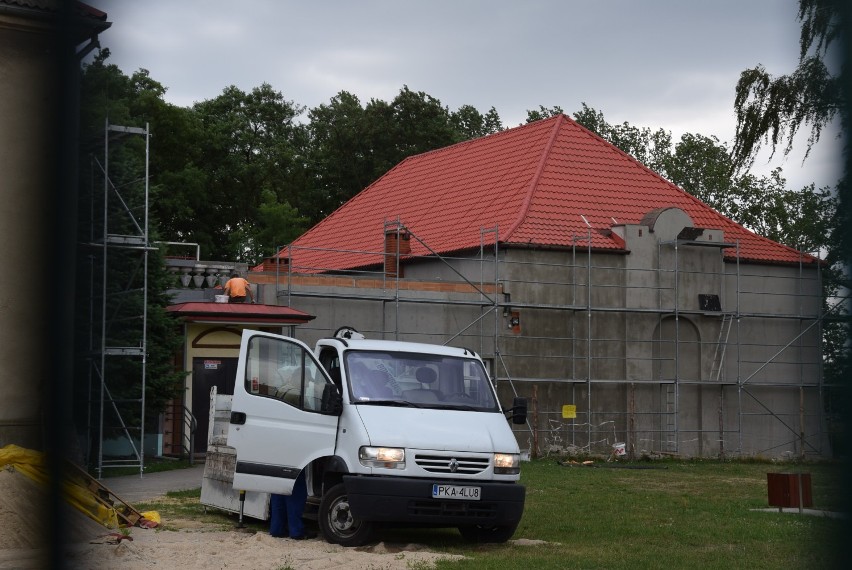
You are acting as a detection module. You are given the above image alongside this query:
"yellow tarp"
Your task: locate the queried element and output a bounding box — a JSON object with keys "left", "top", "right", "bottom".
{"left": 1, "top": 444, "right": 123, "bottom": 529}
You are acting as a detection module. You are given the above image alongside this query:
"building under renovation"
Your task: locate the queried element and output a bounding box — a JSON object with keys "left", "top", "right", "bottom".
{"left": 247, "top": 114, "right": 829, "bottom": 460}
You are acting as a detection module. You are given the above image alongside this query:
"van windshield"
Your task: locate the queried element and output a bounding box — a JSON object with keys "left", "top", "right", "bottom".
{"left": 344, "top": 350, "right": 499, "bottom": 412}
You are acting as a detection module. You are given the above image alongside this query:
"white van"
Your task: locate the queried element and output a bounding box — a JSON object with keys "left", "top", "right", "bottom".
{"left": 226, "top": 327, "right": 527, "bottom": 546}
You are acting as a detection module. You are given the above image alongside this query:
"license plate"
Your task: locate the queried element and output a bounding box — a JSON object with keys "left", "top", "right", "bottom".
{"left": 431, "top": 484, "right": 481, "bottom": 500}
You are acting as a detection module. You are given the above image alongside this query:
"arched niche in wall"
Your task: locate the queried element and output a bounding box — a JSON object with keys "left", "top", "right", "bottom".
{"left": 191, "top": 326, "right": 242, "bottom": 350}
{"left": 652, "top": 315, "right": 701, "bottom": 383}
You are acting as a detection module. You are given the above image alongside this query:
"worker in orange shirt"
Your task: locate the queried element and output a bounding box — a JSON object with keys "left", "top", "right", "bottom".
{"left": 224, "top": 272, "right": 255, "bottom": 303}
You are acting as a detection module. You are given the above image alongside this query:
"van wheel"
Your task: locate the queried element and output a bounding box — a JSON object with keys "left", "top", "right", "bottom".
{"left": 457, "top": 524, "right": 517, "bottom": 543}
{"left": 318, "top": 483, "right": 374, "bottom": 546}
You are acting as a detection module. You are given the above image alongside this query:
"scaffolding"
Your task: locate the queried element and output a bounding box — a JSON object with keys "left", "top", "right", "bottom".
{"left": 271, "top": 219, "right": 843, "bottom": 460}
{"left": 80, "top": 121, "right": 151, "bottom": 477}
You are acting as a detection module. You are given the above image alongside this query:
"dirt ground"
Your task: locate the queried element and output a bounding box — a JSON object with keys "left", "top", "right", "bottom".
{"left": 1, "top": 468, "right": 474, "bottom": 569}
{"left": 65, "top": 527, "right": 466, "bottom": 570}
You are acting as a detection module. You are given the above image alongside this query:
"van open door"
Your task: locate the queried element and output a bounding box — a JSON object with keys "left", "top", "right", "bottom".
{"left": 227, "top": 330, "right": 341, "bottom": 495}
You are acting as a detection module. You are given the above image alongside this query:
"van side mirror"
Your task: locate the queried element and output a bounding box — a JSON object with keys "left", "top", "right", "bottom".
{"left": 506, "top": 397, "right": 527, "bottom": 424}
{"left": 321, "top": 383, "right": 343, "bottom": 416}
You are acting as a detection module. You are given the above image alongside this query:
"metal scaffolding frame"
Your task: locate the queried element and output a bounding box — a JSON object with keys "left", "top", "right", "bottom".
{"left": 81, "top": 121, "right": 151, "bottom": 477}
{"left": 272, "top": 219, "right": 840, "bottom": 459}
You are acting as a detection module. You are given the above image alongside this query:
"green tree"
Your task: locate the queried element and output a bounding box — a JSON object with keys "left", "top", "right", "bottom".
{"left": 525, "top": 104, "right": 564, "bottom": 123}
{"left": 80, "top": 52, "right": 211, "bottom": 256}
{"left": 483, "top": 107, "right": 504, "bottom": 134}
{"left": 227, "top": 190, "right": 310, "bottom": 263}
{"left": 132, "top": 72, "right": 208, "bottom": 253}
{"left": 450, "top": 104, "right": 504, "bottom": 139}
{"left": 665, "top": 133, "right": 737, "bottom": 207}
{"left": 725, "top": 170, "right": 837, "bottom": 254}
{"left": 78, "top": 49, "right": 135, "bottom": 141}
{"left": 306, "top": 91, "right": 375, "bottom": 220}
{"left": 388, "top": 85, "right": 459, "bottom": 155}
{"left": 193, "top": 83, "right": 310, "bottom": 261}
{"left": 305, "top": 87, "right": 493, "bottom": 222}
{"left": 732, "top": 0, "right": 845, "bottom": 172}
{"left": 573, "top": 103, "right": 673, "bottom": 176}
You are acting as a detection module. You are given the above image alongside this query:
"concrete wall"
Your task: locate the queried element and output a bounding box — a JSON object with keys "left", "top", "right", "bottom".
{"left": 0, "top": 10, "right": 61, "bottom": 449}
{"left": 255, "top": 209, "right": 826, "bottom": 459}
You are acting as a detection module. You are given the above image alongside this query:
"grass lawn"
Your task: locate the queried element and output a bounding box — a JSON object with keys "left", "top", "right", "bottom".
{"left": 429, "top": 459, "right": 846, "bottom": 569}
{"left": 138, "top": 459, "right": 846, "bottom": 569}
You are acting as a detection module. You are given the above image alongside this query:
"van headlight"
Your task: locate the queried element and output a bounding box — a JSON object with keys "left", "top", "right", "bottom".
{"left": 494, "top": 453, "right": 520, "bottom": 474}
{"left": 359, "top": 446, "right": 405, "bottom": 469}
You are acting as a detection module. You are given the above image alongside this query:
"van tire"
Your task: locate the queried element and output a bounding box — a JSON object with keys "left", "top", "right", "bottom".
{"left": 457, "top": 523, "right": 517, "bottom": 543}
{"left": 318, "top": 483, "right": 374, "bottom": 546}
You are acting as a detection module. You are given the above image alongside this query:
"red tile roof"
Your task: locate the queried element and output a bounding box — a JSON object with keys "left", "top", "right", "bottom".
{"left": 280, "top": 115, "right": 815, "bottom": 272}
{"left": 167, "top": 302, "right": 314, "bottom": 324}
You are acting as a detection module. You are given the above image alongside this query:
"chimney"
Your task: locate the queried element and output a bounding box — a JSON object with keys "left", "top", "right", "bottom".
{"left": 261, "top": 255, "right": 289, "bottom": 272}
{"left": 384, "top": 229, "right": 411, "bottom": 278}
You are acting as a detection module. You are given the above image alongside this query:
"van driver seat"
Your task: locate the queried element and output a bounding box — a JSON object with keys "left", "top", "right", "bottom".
{"left": 403, "top": 367, "right": 440, "bottom": 403}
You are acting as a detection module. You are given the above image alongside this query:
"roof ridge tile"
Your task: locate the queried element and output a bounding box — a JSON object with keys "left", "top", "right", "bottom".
{"left": 503, "top": 115, "right": 564, "bottom": 241}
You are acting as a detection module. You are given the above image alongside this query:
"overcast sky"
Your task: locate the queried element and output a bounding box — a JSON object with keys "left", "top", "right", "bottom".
{"left": 90, "top": 0, "right": 842, "bottom": 191}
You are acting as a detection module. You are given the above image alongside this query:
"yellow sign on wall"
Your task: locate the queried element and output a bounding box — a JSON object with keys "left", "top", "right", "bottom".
{"left": 562, "top": 405, "right": 576, "bottom": 419}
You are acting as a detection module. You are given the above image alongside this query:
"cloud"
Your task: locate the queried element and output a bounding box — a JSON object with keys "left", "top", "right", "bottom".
{"left": 290, "top": 48, "right": 402, "bottom": 102}
{"left": 90, "top": 0, "right": 837, "bottom": 189}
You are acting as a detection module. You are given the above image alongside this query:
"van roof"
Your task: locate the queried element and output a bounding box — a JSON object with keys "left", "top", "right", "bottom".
{"left": 321, "top": 337, "right": 478, "bottom": 358}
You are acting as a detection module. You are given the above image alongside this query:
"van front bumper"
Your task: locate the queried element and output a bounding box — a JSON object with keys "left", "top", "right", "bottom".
{"left": 342, "top": 475, "right": 525, "bottom": 526}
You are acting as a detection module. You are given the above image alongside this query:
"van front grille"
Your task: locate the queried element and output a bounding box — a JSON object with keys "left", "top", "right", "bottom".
{"left": 414, "top": 454, "right": 488, "bottom": 474}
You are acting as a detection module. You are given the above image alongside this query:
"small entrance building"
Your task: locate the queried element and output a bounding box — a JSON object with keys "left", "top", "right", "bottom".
{"left": 165, "top": 301, "right": 314, "bottom": 457}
